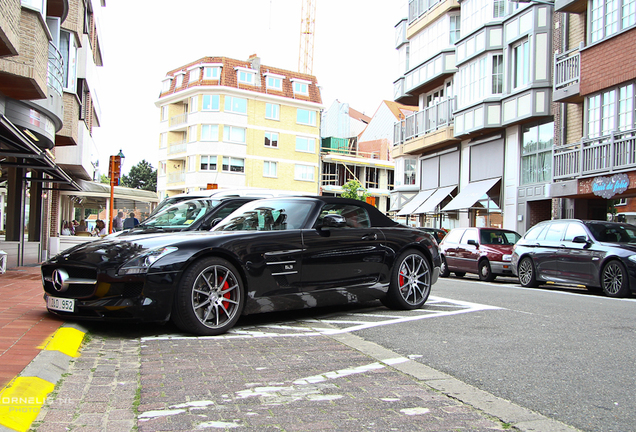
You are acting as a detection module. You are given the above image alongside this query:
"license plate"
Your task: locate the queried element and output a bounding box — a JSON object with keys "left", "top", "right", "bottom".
{"left": 47, "top": 296, "right": 75, "bottom": 312}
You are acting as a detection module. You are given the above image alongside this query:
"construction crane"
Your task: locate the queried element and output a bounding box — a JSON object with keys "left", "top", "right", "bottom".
{"left": 298, "top": 0, "right": 317, "bottom": 75}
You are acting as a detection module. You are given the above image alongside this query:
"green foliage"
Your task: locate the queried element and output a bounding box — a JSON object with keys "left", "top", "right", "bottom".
{"left": 341, "top": 180, "right": 369, "bottom": 201}
{"left": 99, "top": 174, "right": 109, "bottom": 184}
{"left": 120, "top": 160, "right": 157, "bottom": 192}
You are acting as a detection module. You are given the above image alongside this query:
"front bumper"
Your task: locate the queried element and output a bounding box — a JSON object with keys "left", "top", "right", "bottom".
{"left": 491, "top": 261, "right": 515, "bottom": 276}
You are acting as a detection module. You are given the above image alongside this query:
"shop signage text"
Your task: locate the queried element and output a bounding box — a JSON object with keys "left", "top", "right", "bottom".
{"left": 592, "top": 173, "right": 630, "bottom": 199}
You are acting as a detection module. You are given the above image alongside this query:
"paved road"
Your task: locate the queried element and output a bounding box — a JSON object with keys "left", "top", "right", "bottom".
{"left": 354, "top": 275, "right": 636, "bottom": 432}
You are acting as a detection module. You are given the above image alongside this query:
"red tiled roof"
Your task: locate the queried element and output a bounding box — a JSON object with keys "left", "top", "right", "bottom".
{"left": 160, "top": 56, "right": 322, "bottom": 105}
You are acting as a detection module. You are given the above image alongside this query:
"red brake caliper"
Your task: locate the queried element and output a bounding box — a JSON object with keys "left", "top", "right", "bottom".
{"left": 219, "top": 277, "right": 231, "bottom": 309}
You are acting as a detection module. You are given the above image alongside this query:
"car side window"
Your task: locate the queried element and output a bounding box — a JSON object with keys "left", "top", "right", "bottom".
{"left": 444, "top": 229, "right": 464, "bottom": 244}
{"left": 543, "top": 223, "right": 567, "bottom": 241}
{"left": 316, "top": 204, "right": 370, "bottom": 228}
{"left": 563, "top": 223, "right": 588, "bottom": 242}
{"left": 460, "top": 229, "right": 479, "bottom": 245}
{"left": 524, "top": 224, "right": 546, "bottom": 240}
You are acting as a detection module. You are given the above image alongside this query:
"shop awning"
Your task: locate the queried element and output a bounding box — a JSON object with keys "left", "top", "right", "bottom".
{"left": 60, "top": 180, "right": 159, "bottom": 210}
{"left": 389, "top": 191, "right": 416, "bottom": 212}
{"left": 414, "top": 185, "right": 457, "bottom": 214}
{"left": 441, "top": 178, "right": 500, "bottom": 212}
{"left": 397, "top": 189, "right": 435, "bottom": 216}
{"left": 0, "top": 115, "right": 80, "bottom": 190}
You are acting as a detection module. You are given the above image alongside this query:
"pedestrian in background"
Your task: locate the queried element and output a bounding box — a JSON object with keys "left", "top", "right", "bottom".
{"left": 113, "top": 211, "right": 125, "bottom": 231}
{"left": 123, "top": 212, "right": 139, "bottom": 229}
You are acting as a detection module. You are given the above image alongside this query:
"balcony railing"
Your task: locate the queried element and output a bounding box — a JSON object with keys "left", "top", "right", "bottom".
{"left": 394, "top": 97, "right": 456, "bottom": 145}
{"left": 408, "top": 0, "right": 444, "bottom": 23}
{"left": 554, "top": 47, "right": 580, "bottom": 91}
{"left": 553, "top": 128, "right": 636, "bottom": 179}
{"left": 167, "top": 172, "right": 186, "bottom": 183}
{"left": 169, "top": 113, "right": 188, "bottom": 128}
{"left": 47, "top": 42, "right": 63, "bottom": 97}
{"left": 168, "top": 141, "right": 187, "bottom": 154}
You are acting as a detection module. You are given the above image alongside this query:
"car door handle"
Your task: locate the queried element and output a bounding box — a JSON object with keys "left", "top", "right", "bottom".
{"left": 362, "top": 233, "right": 377, "bottom": 241}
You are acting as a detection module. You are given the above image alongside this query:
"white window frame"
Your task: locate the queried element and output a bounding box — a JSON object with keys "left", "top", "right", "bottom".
{"left": 295, "top": 136, "right": 316, "bottom": 153}
{"left": 60, "top": 30, "right": 77, "bottom": 93}
{"left": 202, "top": 95, "right": 220, "bottom": 111}
{"left": 297, "top": 109, "right": 317, "bottom": 126}
{"left": 159, "top": 133, "right": 167, "bottom": 149}
{"left": 265, "top": 132, "right": 278, "bottom": 148}
{"left": 291, "top": 78, "right": 311, "bottom": 95}
{"left": 266, "top": 103, "right": 280, "bottom": 120}
{"left": 586, "top": 81, "right": 636, "bottom": 138}
{"left": 263, "top": 161, "right": 277, "bottom": 177}
{"left": 200, "top": 155, "right": 217, "bottom": 171}
{"left": 161, "top": 106, "right": 169, "bottom": 122}
{"left": 265, "top": 73, "right": 285, "bottom": 90}
{"left": 190, "top": 96, "right": 198, "bottom": 113}
{"left": 224, "top": 96, "right": 248, "bottom": 114}
{"left": 223, "top": 126, "right": 246, "bottom": 144}
{"left": 201, "top": 124, "right": 219, "bottom": 142}
{"left": 161, "top": 78, "right": 172, "bottom": 93}
{"left": 404, "top": 158, "right": 417, "bottom": 186}
{"left": 512, "top": 39, "right": 530, "bottom": 90}
{"left": 295, "top": 164, "right": 315, "bottom": 181}
{"left": 236, "top": 67, "right": 257, "bottom": 85}
{"left": 203, "top": 65, "right": 222, "bottom": 80}
{"left": 222, "top": 157, "right": 245, "bottom": 173}
{"left": 589, "top": 0, "right": 636, "bottom": 43}
{"left": 188, "top": 67, "right": 200, "bottom": 83}
{"left": 189, "top": 125, "right": 197, "bottom": 142}
{"left": 175, "top": 73, "right": 185, "bottom": 88}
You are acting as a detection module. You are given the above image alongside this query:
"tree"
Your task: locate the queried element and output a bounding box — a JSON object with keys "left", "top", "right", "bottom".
{"left": 120, "top": 160, "right": 157, "bottom": 192}
{"left": 340, "top": 180, "right": 369, "bottom": 201}
{"left": 99, "top": 174, "right": 109, "bottom": 184}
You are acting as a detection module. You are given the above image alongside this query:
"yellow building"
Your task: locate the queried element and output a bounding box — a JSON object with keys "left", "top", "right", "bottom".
{"left": 155, "top": 55, "right": 323, "bottom": 198}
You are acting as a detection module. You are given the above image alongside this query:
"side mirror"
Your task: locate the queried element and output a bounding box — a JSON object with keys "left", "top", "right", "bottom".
{"left": 209, "top": 218, "right": 223, "bottom": 229}
{"left": 320, "top": 214, "right": 346, "bottom": 229}
{"left": 572, "top": 235, "right": 590, "bottom": 245}
{"left": 467, "top": 239, "right": 479, "bottom": 247}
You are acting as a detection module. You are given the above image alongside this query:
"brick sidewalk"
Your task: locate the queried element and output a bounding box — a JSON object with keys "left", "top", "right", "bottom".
{"left": 0, "top": 266, "right": 65, "bottom": 387}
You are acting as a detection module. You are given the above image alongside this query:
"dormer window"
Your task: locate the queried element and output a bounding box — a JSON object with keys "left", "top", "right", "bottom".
{"left": 161, "top": 77, "right": 173, "bottom": 92}
{"left": 203, "top": 65, "right": 221, "bottom": 80}
{"left": 236, "top": 67, "right": 257, "bottom": 85}
{"left": 188, "top": 66, "right": 201, "bottom": 82}
{"left": 175, "top": 72, "right": 185, "bottom": 88}
{"left": 265, "top": 73, "right": 285, "bottom": 91}
{"left": 291, "top": 78, "right": 310, "bottom": 96}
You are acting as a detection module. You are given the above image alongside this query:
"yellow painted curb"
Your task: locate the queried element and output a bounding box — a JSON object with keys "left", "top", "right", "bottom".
{"left": 0, "top": 377, "right": 55, "bottom": 432}
{"left": 44, "top": 327, "right": 85, "bottom": 357}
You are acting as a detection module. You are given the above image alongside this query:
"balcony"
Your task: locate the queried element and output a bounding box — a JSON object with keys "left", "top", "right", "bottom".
{"left": 408, "top": 0, "right": 444, "bottom": 24}
{"left": 169, "top": 113, "right": 188, "bottom": 130}
{"left": 553, "top": 46, "right": 582, "bottom": 103}
{"left": 553, "top": 128, "right": 636, "bottom": 180}
{"left": 168, "top": 140, "right": 187, "bottom": 155}
{"left": 47, "top": 42, "right": 63, "bottom": 97}
{"left": 167, "top": 172, "right": 186, "bottom": 183}
{"left": 393, "top": 98, "right": 458, "bottom": 155}
{"left": 555, "top": 0, "right": 587, "bottom": 13}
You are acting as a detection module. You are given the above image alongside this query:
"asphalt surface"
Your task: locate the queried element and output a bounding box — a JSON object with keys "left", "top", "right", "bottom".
{"left": 0, "top": 266, "right": 580, "bottom": 432}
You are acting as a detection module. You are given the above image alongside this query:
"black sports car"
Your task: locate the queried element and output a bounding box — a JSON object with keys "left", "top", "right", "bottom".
{"left": 42, "top": 197, "right": 441, "bottom": 335}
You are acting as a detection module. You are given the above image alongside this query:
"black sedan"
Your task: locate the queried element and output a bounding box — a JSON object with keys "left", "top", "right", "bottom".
{"left": 512, "top": 219, "right": 636, "bottom": 297}
{"left": 42, "top": 197, "right": 441, "bottom": 335}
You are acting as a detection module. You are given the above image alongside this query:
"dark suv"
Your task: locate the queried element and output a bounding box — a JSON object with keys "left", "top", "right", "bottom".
{"left": 439, "top": 227, "right": 521, "bottom": 281}
{"left": 512, "top": 219, "right": 636, "bottom": 297}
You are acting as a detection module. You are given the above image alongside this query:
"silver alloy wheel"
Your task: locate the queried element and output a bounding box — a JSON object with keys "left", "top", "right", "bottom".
{"left": 518, "top": 258, "right": 533, "bottom": 286}
{"left": 440, "top": 258, "right": 447, "bottom": 275}
{"left": 191, "top": 264, "right": 241, "bottom": 329}
{"left": 397, "top": 253, "right": 431, "bottom": 306}
{"left": 602, "top": 261, "right": 624, "bottom": 295}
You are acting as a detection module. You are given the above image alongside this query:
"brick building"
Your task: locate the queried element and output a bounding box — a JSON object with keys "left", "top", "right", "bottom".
{"left": 155, "top": 55, "right": 323, "bottom": 198}
{"left": 552, "top": 0, "right": 636, "bottom": 223}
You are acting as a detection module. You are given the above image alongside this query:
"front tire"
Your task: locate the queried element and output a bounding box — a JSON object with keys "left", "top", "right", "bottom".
{"left": 172, "top": 257, "right": 245, "bottom": 336}
{"left": 601, "top": 260, "right": 630, "bottom": 298}
{"left": 518, "top": 257, "right": 539, "bottom": 288}
{"left": 478, "top": 260, "right": 496, "bottom": 282}
{"left": 382, "top": 250, "right": 432, "bottom": 310}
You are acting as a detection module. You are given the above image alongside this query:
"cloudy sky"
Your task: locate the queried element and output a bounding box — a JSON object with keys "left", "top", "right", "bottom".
{"left": 91, "top": 0, "right": 407, "bottom": 175}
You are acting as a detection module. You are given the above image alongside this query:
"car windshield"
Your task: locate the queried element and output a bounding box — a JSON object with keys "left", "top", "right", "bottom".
{"left": 586, "top": 222, "right": 636, "bottom": 243}
{"left": 480, "top": 229, "right": 521, "bottom": 245}
{"left": 213, "top": 200, "right": 314, "bottom": 231}
{"left": 137, "top": 199, "right": 221, "bottom": 229}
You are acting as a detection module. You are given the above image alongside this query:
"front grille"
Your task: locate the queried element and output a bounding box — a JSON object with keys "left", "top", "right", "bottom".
{"left": 42, "top": 265, "right": 98, "bottom": 299}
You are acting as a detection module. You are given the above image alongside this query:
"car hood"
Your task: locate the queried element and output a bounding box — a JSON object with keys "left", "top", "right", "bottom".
{"left": 597, "top": 242, "right": 636, "bottom": 253}
{"left": 46, "top": 231, "right": 231, "bottom": 268}
{"left": 480, "top": 244, "right": 515, "bottom": 255}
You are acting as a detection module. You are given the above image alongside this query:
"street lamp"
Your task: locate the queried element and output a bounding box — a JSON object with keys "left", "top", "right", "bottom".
{"left": 108, "top": 149, "right": 125, "bottom": 233}
{"left": 356, "top": 186, "right": 365, "bottom": 199}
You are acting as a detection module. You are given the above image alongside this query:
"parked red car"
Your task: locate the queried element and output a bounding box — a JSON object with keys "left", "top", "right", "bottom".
{"left": 439, "top": 227, "right": 521, "bottom": 281}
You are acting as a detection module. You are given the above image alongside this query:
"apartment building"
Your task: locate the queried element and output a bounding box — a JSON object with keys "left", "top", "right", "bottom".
{"left": 0, "top": 0, "right": 104, "bottom": 266}
{"left": 393, "top": 0, "right": 555, "bottom": 232}
{"left": 155, "top": 55, "right": 323, "bottom": 198}
{"left": 551, "top": 0, "right": 636, "bottom": 221}
{"left": 320, "top": 100, "right": 408, "bottom": 212}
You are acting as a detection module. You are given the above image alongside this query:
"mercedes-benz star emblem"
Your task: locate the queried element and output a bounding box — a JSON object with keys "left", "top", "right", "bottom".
{"left": 52, "top": 269, "right": 70, "bottom": 292}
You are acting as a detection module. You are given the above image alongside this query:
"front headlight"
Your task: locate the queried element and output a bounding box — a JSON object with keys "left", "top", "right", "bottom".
{"left": 628, "top": 255, "right": 636, "bottom": 264}
{"left": 502, "top": 254, "right": 512, "bottom": 262}
{"left": 119, "top": 246, "right": 178, "bottom": 275}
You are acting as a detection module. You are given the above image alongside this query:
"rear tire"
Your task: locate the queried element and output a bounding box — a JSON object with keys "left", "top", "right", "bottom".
{"left": 382, "top": 250, "right": 431, "bottom": 310}
{"left": 601, "top": 260, "right": 630, "bottom": 298}
{"left": 440, "top": 256, "right": 450, "bottom": 278}
{"left": 172, "top": 257, "right": 245, "bottom": 336}
{"left": 518, "top": 257, "right": 539, "bottom": 288}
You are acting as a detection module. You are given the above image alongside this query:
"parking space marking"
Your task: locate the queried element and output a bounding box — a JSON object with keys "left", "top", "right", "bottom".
{"left": 141, "top": 296, "right": 501, "bottom": 342}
